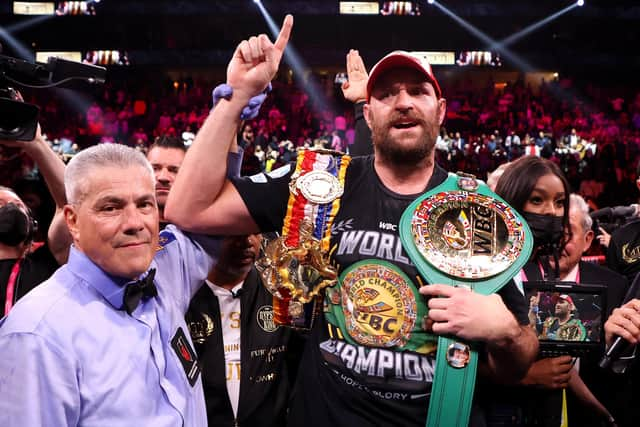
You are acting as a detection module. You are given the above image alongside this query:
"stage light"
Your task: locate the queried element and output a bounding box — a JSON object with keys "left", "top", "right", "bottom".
{"left": 427, "top": 0, "right": 435, "bottom": 4}
{"left": 254, "top": 2, "right": 330, "bottom": 113}
{"left": 577, "top": 0, "right": 584, "bottom": 6}
{"left": 253, "top": 0, "right": 261, "bottom": 4}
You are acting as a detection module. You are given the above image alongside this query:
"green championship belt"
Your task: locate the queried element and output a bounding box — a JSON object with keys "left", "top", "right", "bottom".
{"left": 399, "top": 172, "right": 533, "bottom": 427}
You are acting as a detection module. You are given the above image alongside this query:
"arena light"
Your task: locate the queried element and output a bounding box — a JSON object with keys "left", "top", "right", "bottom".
{"left": 577, "top": 0, "right": 584, "bottom": 6}
{"left": 427, "top": 0, "right": 434, "bottom": 4}
{"left": 13, "top": 2, "right": 55, "bottom": 15}
{"left": 339, "top": 2, "right": 379, "bottom": 15}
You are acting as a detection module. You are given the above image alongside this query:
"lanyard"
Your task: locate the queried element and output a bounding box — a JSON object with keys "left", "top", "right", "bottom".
{"left": 4, "top": 258, "right": 23, "bottom": 316}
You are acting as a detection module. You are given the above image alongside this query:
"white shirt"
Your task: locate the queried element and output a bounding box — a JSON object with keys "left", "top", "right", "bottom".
{"left": 207, "top": 280, "right": 243, "bottom": 417}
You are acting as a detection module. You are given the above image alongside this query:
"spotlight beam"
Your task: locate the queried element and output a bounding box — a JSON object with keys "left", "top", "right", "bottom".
{"left": 6, "top": 15, "right": 52, "bottom": 34}
{"left": 254, "top": 1, "right": 330, "bottom": 113}
{"left": 491, "top": 3, "right": 579, "bottom": 51}
{"left": 0, "top": 15, "right": 54, "bottom": 61}
{"left": 427, "top": 1, "right": 594, "bottom": 138}
{"left": 429, "top": 1, "right": 535, "bottom": 71}
{"left": 0, "top": 18, "right": 95, "bottom": 118}
{"left": 0, "top": 26, "right": 35, "bottom": 61}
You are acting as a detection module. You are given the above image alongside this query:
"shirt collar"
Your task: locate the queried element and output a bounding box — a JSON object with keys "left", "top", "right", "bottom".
{"left": 205, "top": 279, "right": 244, "bottom": 297}
{"left": 66, "top": 245, "right": 152, "bottom": 310}
{"left": 561, "top": 263, "right": 580, "bottom": 282}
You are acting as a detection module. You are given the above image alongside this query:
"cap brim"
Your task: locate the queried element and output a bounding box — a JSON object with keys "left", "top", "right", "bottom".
{"left": 367, "top": 54, "right": 442, "bottom": 100}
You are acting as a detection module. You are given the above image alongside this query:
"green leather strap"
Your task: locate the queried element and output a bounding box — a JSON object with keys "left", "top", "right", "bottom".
{"left": 427, "top": 336, "right": 478, "bottom": 427}
{"left": 399, "top": 172, "right": 533, "bottom": 427}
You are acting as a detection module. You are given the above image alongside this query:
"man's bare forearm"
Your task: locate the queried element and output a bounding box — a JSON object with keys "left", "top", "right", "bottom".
{"left": 165, "top": 98, "right": 247, "bottom": 230}
{"left": 485, "top": 324, "right": 538, "bottom": 383}
{"left": 25, "top": 135, "right": 67, "bottom": 208}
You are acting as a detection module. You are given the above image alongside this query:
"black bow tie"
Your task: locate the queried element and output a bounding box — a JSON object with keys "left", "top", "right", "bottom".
{"left": 122, "top": 268, "right": 157, "bottom": 315}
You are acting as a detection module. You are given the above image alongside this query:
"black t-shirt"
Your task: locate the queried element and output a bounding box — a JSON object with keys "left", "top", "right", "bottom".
{"left": 232, "top": 156, "right": 529, "bottom": 427}
{"left": 0, "top": 244, "right": 58, "bottom": 310}
{"left": 607, "top": 218, "right": 640, "bottom": 283}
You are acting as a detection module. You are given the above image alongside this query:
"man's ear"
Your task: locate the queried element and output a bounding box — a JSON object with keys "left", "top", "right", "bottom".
{"left": 63, "top": 205, "right": 80, "bottom": 243}
{"left": 636, "top": 178, "right": 640, "bottom": 192}
{"left": 363, "top": 103, "right": 373, "bottom": 130}
{"left": 583, "top": 229, "right": 594, "bottom": 253}
{"left": 437, "top": 98, "right": 447, "bottom": 126}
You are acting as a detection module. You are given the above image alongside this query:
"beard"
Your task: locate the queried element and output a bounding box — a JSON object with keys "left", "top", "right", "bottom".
{"left": 370, "top": 109, "right": 440, "bottom": 167}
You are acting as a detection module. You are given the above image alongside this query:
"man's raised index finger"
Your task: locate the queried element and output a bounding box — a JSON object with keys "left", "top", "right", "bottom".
{"left": 274, "top": 14, "right": 293, "bottom": 52}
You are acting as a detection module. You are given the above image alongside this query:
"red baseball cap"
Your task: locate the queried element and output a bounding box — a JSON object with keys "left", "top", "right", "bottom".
{"left": 558, "top": 294, "right": 575, "bottom": 307}
{"left": 366, "top": 50, "right": 442, "bottom": 100}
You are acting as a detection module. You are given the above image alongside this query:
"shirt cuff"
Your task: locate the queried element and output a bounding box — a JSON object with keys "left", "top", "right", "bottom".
{"left": 227, "top": 147, "right": 244, "bottom": 178}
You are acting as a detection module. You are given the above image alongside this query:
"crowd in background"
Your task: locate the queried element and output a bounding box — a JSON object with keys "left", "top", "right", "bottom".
{"left": 2, "top": 71, "right": 640, "bottom": 239}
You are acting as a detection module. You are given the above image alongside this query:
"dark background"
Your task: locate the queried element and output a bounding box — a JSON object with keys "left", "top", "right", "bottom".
{"left": 0, "top": 0, "right": 638, "bottom": 81}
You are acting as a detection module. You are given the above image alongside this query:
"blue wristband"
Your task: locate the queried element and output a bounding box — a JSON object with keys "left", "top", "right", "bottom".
{"left": 211, "top": 83, "right": 272, "bottom": 120}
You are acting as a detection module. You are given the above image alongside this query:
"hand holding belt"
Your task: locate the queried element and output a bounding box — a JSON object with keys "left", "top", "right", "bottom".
{"left": 399, "top": 172, "right": 533, "bottom": 427}
{"left": 122, "top": 268, "right": 157, "bottom": 315}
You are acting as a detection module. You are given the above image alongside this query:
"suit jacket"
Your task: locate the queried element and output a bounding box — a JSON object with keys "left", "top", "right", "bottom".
{"left": 186, "top": 269, "right": 303, "bottom": 427}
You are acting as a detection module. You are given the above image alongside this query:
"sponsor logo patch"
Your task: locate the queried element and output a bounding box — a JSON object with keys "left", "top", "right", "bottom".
{"left": 171, "top": 327, "right": 201, "bottom": 386}
{"left": 256, "top": 305, "right": 279, "bottom": 332}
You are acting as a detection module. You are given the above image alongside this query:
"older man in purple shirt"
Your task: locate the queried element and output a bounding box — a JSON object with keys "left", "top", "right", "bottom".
{"left": 0, "top": 144, "right": 221, "bottom": 426}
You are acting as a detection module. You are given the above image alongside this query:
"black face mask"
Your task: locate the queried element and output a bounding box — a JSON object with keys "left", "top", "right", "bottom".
{"left": 0, "top": 203, "right": 31, "bottom": 246}
{"left": 522, "top": 211, "right": 564, "bottom": 251}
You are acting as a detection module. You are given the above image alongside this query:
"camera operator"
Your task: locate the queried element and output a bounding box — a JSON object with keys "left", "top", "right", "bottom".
{"left": 1, "top": 121, "right": 70, "bottom": 315}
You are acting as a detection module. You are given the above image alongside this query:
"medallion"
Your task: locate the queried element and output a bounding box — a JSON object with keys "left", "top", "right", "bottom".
{"left": 294, "top": 170, "right": 344, "bottom": 204}
{"left": 446, "top": 342, "right": 471, "bottom": 369}
{"left": 339, "top": 261, "right": 417, "bottom": 348}
{"left": 411, "top": 191, "right": 526, "bottom": 280}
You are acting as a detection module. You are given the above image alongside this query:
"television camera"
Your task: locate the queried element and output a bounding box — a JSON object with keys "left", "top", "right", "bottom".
{"left": 0, "top": 51, "right": 106, "bottom": 141}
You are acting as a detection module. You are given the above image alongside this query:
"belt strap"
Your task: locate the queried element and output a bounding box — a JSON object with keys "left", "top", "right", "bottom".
{"left": 399, "top": 172, "right": 533, "bottom": 427}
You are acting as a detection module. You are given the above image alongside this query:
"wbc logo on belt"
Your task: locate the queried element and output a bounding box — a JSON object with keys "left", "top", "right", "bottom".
{"left": 411, "top": 192, "right": 525, "bottom": 280}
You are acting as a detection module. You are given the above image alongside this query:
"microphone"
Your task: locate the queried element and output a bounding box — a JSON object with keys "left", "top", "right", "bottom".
{"left": 612, "top": 204, "right": 638, "bottom": 218}
{"left": 590, "top": 205, "right": 638, "bottom": 221}
{"left": 47, "top": 57, "right": 106, "bottom": 84}
{"left": 599, "top": 272, "right": 640, "bottom": 369}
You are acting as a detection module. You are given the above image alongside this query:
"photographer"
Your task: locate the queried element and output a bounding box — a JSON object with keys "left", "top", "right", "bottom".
{"left": 1, "top": 120, "right": 70, "bottom": 315}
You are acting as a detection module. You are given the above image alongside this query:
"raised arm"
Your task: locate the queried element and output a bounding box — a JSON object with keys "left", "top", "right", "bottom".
{"left": 165, "top": 15, "right": 293, "bottom": 235}
{"left": 1, "top": 123, "right": 71, "bottom": 263}
{"left": 24, "top": 126, "right": 71, "bottom": 263}
{"left": 341, "top": 49, "right": 372, "bottom": 156}
{"left": 1, "top": 124, "right": 67, "bottom": 209}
